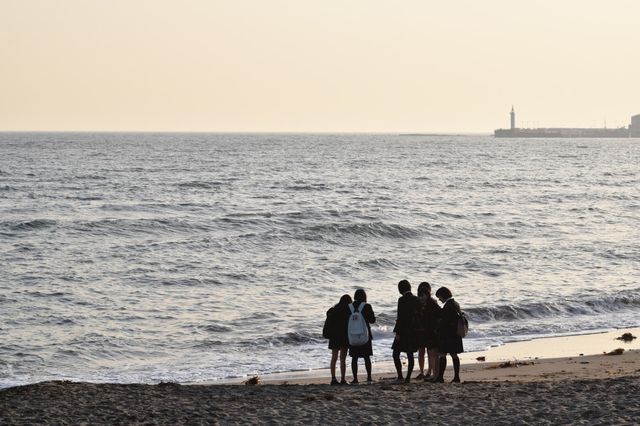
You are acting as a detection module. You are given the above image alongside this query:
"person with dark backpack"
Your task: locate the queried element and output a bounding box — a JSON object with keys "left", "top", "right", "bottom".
{"left": 324, "top": 294, "right": 352, "bottom": 385}
{"left": 348, "top": 289, "right": 376, "bottom": 384}
{"left": 434, "top": 286, "right": 464, "bottom": 383}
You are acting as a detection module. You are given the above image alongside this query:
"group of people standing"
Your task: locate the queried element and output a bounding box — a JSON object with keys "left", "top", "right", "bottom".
{"left": 323, "top": 280, "right": 464, "bottom": 385}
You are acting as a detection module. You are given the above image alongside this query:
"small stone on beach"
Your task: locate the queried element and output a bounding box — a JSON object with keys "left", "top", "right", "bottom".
{"left": 605, "top": 348, "right": 625, "bottom": 356}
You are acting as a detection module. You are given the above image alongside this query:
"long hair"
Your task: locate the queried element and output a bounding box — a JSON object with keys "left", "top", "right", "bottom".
{"left": 417, "top": 281, "right": 431, "bottom": 297}
{"left": 354, "top": 289, "right": 367, "bottom": 303}
{"left": 338, "top": 294, "right": 353, "bottom": 306}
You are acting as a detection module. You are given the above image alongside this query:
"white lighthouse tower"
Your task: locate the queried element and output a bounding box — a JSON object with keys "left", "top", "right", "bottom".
{"left": 510, "top": 106, "right": 516, "bottom": 130}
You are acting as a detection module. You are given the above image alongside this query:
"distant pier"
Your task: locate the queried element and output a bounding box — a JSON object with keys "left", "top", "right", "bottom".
{"left": 495, "top": 108, "right": 640, "bottom": 138}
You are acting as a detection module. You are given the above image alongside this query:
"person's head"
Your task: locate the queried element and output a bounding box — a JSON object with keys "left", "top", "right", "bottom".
{"left": 435, "top": 286, "right": 452, "bottom": 302}
{"left": 339, "top": 294, "right": 353, "bottom": 305}
{"left": 354, "top": 289, "right": 367, "bottom": 303}
{"left": 417, "top": 281, "right": 431, "bottom": 298}
{"left": 398, "top": 279, "right": 411, "bottom": 294}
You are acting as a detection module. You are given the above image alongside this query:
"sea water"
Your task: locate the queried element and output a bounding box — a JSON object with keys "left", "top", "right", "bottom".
{"left": 1, "top": 133, "right": 639, "bottom": 388}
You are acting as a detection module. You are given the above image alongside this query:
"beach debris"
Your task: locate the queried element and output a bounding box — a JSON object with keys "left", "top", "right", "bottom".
{"left": 243, "top": 376, "right": 261, "bottom": 385}
{"left": 615, "top": 333, "right": 637, "bottom": 342}
{"left": 476, "top": 356, "right": 486, "bottom": 362}
{"left": 158, "top": 381, "right": 180, "bottom": 388}
{"left": 488, "top": 360, "right": 534, "bottom": 369}
{"left": 605, "top": 348, "right": 625, "bottom": 356}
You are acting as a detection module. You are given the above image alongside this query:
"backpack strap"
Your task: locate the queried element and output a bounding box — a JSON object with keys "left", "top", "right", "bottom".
{"left": 349, "top": 303, "right": 355, "bottom": 314}
{"left": 358, "top": 302, "right": 367, "bottom": 313}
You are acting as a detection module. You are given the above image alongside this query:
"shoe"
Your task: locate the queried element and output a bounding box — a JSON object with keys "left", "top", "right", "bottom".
{"left": 433, "top": 377, "right": 444, "bottom": 383}
{"left": 423, "top": 374, "right": 432, "bottom": 381}
{"left": 366, "top": 378, "right": 373, "bottom": 384}
{"left": 392, "top": 377, "right": 404, "bottom": 384}
{"left": 404, "top": 377, "right": 411, "bottom": 384}
{"left": 340, "top": 379, "right": 349, "bottom": 385}
{"left": 451, "top": 377, "right": 461, "bottom": 383}
{"left": 415, "top": 373, "right": 424, "bottom": 380}
{"left": 350, "top": 379, "right": 359, "bottom": 385}
{"left": 330, "top": 378, "right": 339, "bottom": 385}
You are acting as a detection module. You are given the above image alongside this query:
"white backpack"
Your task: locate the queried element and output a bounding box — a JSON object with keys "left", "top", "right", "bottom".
{"left": 347, "top": 303, "right": 369, "bottom": 346}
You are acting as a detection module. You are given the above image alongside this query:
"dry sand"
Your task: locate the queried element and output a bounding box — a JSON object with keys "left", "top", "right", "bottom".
{"left": 1, "top": 330, "right": 639, "bottom": 425}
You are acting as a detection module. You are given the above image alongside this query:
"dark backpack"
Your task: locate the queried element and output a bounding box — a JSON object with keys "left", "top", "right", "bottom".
{"left": 457, "top": 312, "right": 469, "bottom": 338}
{"left": 322, "top": 308, "right": 336, "bottom": 339}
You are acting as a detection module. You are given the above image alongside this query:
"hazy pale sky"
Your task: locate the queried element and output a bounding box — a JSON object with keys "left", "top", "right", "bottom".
{"left": 2, "top": 0, "right": 639, "bottom": 132}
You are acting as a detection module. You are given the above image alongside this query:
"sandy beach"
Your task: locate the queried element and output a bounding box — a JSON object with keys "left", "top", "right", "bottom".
{"left": 2, "top": 330, "right": 639, "bottom": 425}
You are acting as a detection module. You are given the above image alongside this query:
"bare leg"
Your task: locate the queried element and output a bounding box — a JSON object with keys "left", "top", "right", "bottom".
{"left": 330, "top": 349, "right": 338, "bottom": 382}
{"left": 418, "top": 347, "right": 426, "bottom": 376}
{"left": 436, "top": 354, "right": 446, "bottom": 382}
{"left": 392, "top": 349, "right": 403, "bottom": 380}
{"left": 351, "top": 357, "right": 358, "bottom": 383}
{"left": 406, "top": 352, "right": 415, "bottom": 382}
{"left": 451, "top": 353, "right": 461, "bottom": 382}
{"left": 428, "top": 348, "right": 439, "bottom": 378}
{"left": 339, "top": 347, "right": 348, "bottom": 382}
{"left": 364, "top": 356, "right": 372, "bottom": 382}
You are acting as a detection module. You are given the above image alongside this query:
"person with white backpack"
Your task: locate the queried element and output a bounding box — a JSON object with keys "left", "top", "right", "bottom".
{"left": 347, "top": 289, "right": 376, "bottom": 384}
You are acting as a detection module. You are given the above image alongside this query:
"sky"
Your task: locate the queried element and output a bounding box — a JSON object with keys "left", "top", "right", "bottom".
{"left": 1, "top": 0, "right": 639, "bottom": 133}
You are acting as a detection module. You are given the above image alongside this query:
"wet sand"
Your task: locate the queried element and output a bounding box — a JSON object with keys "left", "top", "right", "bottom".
{"left": 1, "top": 330, "right": 639, "bottom": 425}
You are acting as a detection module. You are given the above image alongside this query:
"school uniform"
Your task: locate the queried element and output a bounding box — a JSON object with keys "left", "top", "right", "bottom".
{"left": 348, "top": 301, "right": 376, "bottom": 357}
{"left": 438, "top": 298, "right": 464, "bottom": 354}
{"left": 327, "top": 303, "right": 350, "bottom": 349}
{"left": 418, "top": 297, "right": 442, "bottom": 350}
{"left": 392, "top": 291, "right": 421, "bottom": 353}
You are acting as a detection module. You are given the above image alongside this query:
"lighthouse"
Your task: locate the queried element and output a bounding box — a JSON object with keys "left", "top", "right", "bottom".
{"left": 510, "top": 106, "right": 516, "bottom": 130}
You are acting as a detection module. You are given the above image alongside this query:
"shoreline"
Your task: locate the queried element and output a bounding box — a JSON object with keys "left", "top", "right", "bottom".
{"left": 2, "top": 329, "right": 639, "bottom": 424}
{"left": 209, "top": 327, "right": 640, "bottom": 385}
{"left": 2, "top": 353, "right": 639, "bottom": 425}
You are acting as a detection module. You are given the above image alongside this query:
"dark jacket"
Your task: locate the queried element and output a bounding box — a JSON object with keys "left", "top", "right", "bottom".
{"left": 438, "top": 298, "right": 462, "bottom": 338}
{"left": 393, "top": 291, "right": 421, "bottom": 335}
{"left": 419, "top": 296, "right": 442, "bottom": 340}
{"left": 326, "top": 303, "right": 351, "bottom": 349}
{"left": 392, "top": 291, "right": 421, "bottom": 353}
{"left": 438, "top": 298, "right": 464, "bottom": 354}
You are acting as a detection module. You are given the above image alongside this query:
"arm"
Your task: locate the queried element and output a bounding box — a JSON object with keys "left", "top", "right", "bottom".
{"left": 364, "top": 304, "right": 376, "bottom": 324}
{"left": 393, "top": 299, "right": 401, "bottom": 333}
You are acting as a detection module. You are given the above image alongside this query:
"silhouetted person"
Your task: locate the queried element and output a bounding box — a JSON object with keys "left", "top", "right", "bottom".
{"left": 392, "top": 280, "right": 420, "bottom": 383}
{"left": 349, "top": 289, "right": 376, "bottom": 384}
{"left": 434, "top": 286, "right": 463, "bottom": 383}
{"left": 416, "top": 281, "right": 442, "bottom": 381}
{"left": 326, "top": 294, "right": 352, "bottom": 385}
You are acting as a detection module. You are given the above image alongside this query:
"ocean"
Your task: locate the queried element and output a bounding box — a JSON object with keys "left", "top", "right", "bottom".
{"left": 1, "top": 132, "right": 639, "bottom": 388}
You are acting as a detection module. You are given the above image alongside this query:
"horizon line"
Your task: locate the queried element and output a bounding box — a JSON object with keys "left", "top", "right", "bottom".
{"left": 0, "top": 129, "right": 492, "bottom": 135}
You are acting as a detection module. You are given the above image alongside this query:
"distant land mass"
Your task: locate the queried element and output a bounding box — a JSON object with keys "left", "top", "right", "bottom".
{"left": 495, "top": 107, "right": 640, "bottom": 138}
{"left": 400, "top": 133, "right": 469, "bottom": 137}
